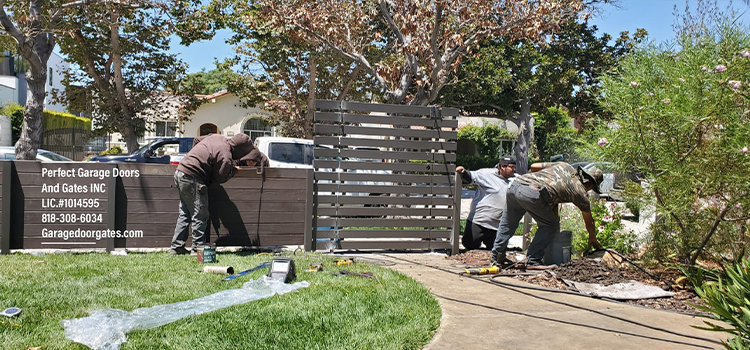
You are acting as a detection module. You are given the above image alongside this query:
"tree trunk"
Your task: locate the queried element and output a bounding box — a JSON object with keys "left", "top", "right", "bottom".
{"left": 514, "top": 97, "right": 532, "bottom": 175}
{"left": 305, "top": 53, "right": 317, "bottom": 139}
{"left": 15, "top": 71, "right": 46, "bottom": 160}
{"left": 121, "top": 121, "right": 139, "bottom": 154}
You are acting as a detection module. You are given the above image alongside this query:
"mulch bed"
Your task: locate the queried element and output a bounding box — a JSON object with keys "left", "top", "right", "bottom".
{"left": 447, "top": 250, "right": 708, "bottom": 315}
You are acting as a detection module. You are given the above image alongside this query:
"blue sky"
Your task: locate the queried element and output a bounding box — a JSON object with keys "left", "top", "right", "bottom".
{"left": 171, "top": 1, "right": 747, "bottom": 74}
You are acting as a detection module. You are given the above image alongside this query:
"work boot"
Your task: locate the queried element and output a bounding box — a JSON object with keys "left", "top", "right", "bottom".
{"left": 169, "top": 247, "right": 190, "bottom": 255}
{"left": 491, "top": 253, "right": 515, "bottom": 268}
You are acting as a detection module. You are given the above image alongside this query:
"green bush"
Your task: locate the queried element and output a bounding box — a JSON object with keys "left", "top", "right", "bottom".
{"left": 693, "top": 257, "right": 750, "bottom": 350}
{"left": 100, "top": 146, "right": 124, "bottom": 155}
{"left": 456, "top": 155, "right": 497, "bottom": 170}
{"left": 458, "top": 124, "right": 515, "bottom": 158}
{"left": 1, "top": 103, "right": 91, "bottom": 143}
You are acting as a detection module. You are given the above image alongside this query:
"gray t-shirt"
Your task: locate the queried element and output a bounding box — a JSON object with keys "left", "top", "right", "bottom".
{"left": 466, "top": 168, "right": 512, "bottom": 230}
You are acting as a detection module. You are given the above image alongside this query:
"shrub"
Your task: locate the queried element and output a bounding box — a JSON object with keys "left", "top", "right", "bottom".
{"left": 693, "top": 257, "right": 750, "bottom": 350}
{"left": 597, "top": 19, "right": 750, "bottom": 265}
{"left": 457, "top": 123, "right": 515, "bottom": 159}
{"left": 1, "top": 103, "right": 91, "bottom": 143}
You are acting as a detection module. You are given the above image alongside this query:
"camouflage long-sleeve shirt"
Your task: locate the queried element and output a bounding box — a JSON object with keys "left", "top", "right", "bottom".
{"left": 513, "top": 162, "right": 591, "bottom": 212}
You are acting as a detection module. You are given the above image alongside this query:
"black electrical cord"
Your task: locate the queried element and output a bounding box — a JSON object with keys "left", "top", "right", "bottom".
{"left": 380, "top": 253, "right": 723, "bottom": 347}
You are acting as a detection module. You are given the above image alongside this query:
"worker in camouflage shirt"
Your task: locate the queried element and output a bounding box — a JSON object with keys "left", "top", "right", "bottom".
{"left": 491, "top": 162, "right": 604, "bottom": 269}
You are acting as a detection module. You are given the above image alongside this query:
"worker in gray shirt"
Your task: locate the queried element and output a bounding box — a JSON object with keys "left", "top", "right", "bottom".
{"left": 456, "top": 156, "right": 516, "bottom": 250}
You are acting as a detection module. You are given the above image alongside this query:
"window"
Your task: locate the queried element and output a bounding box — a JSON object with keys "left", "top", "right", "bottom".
{"left": 155, "top": 121, "right": 178, "bottom": 137}
{"left": 243, "top": 118, "right": 271, "bottom": 141}
{"left": 49, "top": 67, "right": 52, "bottom": 86}
{"left": 199, "top": 123, "right": 218, "bottom": 136}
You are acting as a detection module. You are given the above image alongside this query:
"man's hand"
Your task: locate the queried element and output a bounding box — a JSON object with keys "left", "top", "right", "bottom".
{"left": 235, "top": 166, "right": 241, "bottom": 171}
{"left": 456, "top": 166, "right": 465, "bottom": 173}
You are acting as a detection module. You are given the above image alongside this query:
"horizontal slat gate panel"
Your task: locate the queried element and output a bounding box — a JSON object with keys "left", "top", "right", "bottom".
{"left": 315, "top": 195, "right": 454, "bottom": 206}
{"left": 314, "top": 125, "right": 457, "bottom": 140}
{"left": 314, "top": 136, "right": 457, "bottom": 151}
{"left": 315, "top": 240, "right": 452, "bottom": 251}
{"left": 316, "top": 230, "right": 452, "bottom": 239}
{"left": 314, "top": 161, "right": 455, "bottom": 173}
{"left": 314, "top": 149, "right": 456, "bottom": 162}
{"left": 315, "top": 111, "right": 459, "bottom": 128}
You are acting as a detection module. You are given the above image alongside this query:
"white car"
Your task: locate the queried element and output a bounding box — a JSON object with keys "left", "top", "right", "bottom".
{"left": 254, "top": 136, "right": 315, "bottom": 169}
{"left": 0, "top": 147, "right": 73, "bottom": 161}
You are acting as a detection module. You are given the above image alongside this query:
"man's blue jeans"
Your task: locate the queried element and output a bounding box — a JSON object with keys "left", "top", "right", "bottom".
{"left": 492, "top": 182, "right": 560, "bottom": 265}
{"left": 171, "top": 170, "right": 209, "bottom": 251}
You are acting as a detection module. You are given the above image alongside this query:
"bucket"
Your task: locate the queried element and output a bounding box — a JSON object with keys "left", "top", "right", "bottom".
{"left": 197, "top": 244, "right": 216, "bottom": 264}
{"left": 543, "top": 230, "right": 572, "bottom": 265}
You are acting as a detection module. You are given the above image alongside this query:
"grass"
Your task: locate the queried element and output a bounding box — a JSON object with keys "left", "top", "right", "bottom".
{"left": 0, "top": 252, "right": 440, "bottom": 349}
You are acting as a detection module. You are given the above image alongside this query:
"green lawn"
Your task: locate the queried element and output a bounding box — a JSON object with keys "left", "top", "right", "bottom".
{"left": 0, "top": 252, "right": 440, "bottom": 350}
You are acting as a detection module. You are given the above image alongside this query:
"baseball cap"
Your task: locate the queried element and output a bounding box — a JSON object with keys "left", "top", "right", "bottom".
{"left": 496, "top": 156, "right": 516, "bottom": 167}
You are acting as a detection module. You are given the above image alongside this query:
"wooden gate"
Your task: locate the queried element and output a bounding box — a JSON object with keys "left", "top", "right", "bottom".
{"left": 312, "top": 101, "right": 460, "bottom": 254}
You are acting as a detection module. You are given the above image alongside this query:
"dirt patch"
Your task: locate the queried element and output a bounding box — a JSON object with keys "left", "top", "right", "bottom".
{"left": 447, "top": 250, "right": 707, "bottom": 315}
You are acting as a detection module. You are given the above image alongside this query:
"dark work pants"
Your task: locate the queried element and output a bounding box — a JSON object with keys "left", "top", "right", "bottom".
{"left": 492, "top": 182, "right": 560, "bottom": 265}
{"left": 171, "top": 170, "right": 209, "bottom": 251}
{"left": 462, "top": 220, "right": 497, "bottom": 250}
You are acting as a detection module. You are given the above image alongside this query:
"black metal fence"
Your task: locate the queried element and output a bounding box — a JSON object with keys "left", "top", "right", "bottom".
{"left": 312, "top": 100, "right": 461, "bottom": 254}
{"left": 41, "top": 128, "right": 91, "bottom": 161}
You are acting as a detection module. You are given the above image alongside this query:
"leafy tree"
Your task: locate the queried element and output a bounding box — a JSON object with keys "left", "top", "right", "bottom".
{"left": 192, "top": 2, "right": 379, "bottom": 138}
{"left": 0, "top": 1, "right": 60, "bottom": 159}
{"left": 54, "top": 0, "right": 203, "bottom": 152}
{"left": 534, "top": 107, "right": 581, "bottom": 163}
{"left": 252, "top": 0, "right": 587, "bottom": 107}
{"left": 441, "top": 20, "right": 646, "bottom": 173}
{"left": 457, "top": 124, "right": 515, "bottom": 159}
{"left": 184, "top": 68, "right": 232, "bottom": 95}
{"left": 598, "top": 19, "right": 750, "bottom": 265}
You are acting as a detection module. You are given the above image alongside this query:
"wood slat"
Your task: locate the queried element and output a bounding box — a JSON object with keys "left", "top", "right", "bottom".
{"left": 316, "top": 218, "right": 453, "bottom": 227}
{"left": 314, "top": 125, "right": 457, "bottom": 140}
{"left": 314, "top": 240, "right": 452, "bottom": 251}
{"left": 315, "top": 100, "right": 459, "bottom": 118}
{"left": 314, "top": 183, "right": 454, "bottom": 195}
{"left": 315, "top": 111, "right": 458, "bottom": 128}
{"left": 315, "top": 195, "right": 454, "bottom": 206}
{"left": 314, "top": 136, "right": 457, "bottom": 151}
{"left": 315, "top": 207, "right": 454, "bottom": 217}
{"left": 315, "top": 229, "right": 453, "bottom": 239}
{"left": 314, "top": 172, "right": 454, "bottom": 184}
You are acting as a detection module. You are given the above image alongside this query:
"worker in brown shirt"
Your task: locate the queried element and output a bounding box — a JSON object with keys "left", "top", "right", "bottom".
{"left": 491, "top": 162, "right": 604, "bottom": 269}
{"left": 170, "top": 133, "right": 256, "bottom": 255}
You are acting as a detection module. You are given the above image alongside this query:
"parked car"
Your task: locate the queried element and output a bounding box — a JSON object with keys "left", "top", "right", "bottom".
{"left": 0, "top": 147, "right": 73, "bottom": 162}
{"left": 254, "top": 136, "right": 315, "bottom": 168}
{"left": 87, "top": 137, "right": 194, "bottom": 164}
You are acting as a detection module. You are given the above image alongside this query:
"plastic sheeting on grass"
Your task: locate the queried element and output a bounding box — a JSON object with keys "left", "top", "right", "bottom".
{"left": 61, "top": 276, "right": 309, "bottom": 350}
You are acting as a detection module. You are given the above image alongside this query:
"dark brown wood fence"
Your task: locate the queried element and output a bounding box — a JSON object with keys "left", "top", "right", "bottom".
{"left": 0, "top": 161, "right": 312, "bottom": 253}
{"left": 312, "top": 100, "right": 461, "bottom": 254}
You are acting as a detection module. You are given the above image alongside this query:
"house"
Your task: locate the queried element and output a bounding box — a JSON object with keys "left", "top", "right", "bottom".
{"left": 0, "top": 52, "right": 69, "bottom": 112}
{"left": 102, "top": 90, "right": 277, "bottom": 152}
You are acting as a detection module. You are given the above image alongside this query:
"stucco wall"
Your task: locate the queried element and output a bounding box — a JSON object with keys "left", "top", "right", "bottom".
{"left": 182, "top": 94, "right": 271, "bottom": 137}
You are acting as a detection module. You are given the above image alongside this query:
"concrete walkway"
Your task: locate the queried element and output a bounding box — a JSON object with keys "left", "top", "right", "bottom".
{"left": 371, "top": 253, "right": 725, "bottom": 350}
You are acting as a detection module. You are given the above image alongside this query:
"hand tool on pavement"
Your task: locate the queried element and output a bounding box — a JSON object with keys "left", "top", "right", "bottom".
{"left": 465, "top": 266, "right": 500, "bottom": 275}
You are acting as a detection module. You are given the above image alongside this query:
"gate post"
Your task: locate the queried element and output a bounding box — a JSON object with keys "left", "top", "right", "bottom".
{"left": 304, "top": 169, "right": 314, "bottom": 251}
{"left": 0, "top": 161, "right": 11, "bottom": 254}
{"left": 451, "top": 171, "right": 461, "bottom": 255}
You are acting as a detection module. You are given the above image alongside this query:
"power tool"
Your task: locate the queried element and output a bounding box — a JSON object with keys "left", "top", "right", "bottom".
{"left": 464, "top": 266, "right": 500, "bottom": 275}
{"left": 307, "top": 263, "right": 323, "bottom": 272}
{"left": 333, "top": 258, "right": 354, "bottom": 266}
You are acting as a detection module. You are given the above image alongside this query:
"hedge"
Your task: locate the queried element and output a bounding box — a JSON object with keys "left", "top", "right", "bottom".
{"left": 1, "top": 103, "right": 91, "bottom": 142}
